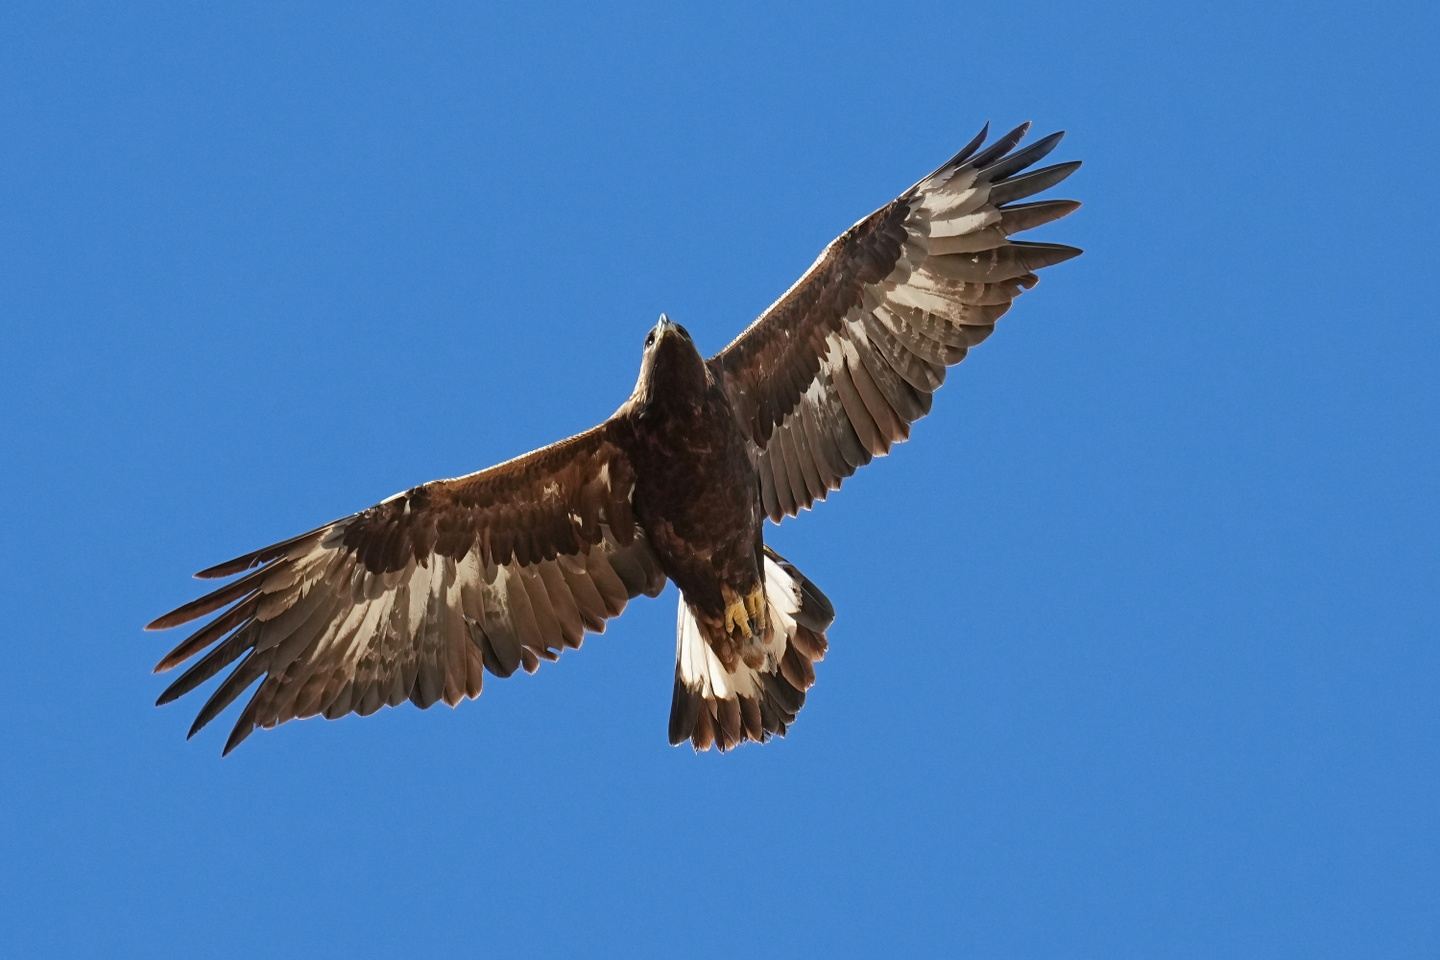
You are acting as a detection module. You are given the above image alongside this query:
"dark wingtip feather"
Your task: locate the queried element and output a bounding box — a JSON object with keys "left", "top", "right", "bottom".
{"left": 981, "top": 130, "right": 1065, "bottom": 182}
{"left": 147, "top": 606, "right": 197, "bottom": 632}
{"left": 946, "top": 122, "right": 991, "bottom": 167}
{"left": 158, "top": 659, "right": 212, "bottom": 702}
{"left": 194, "top": 546, "right": 271, "bottom": 580}
{"left": 221, "top": 721, "right": 255, "bottom": 756}
{"left": 988, "top": 160, "right": 1082, "bottom": 206}
{"left": 1013, "top": 241, "right": 1084, "bottom": 268}
{"left": 967, "top": 121, "right": 1032, "bottom": 171}
{"left": 152, "top": 607, "right": 250, "bottom": 674}
{"left": 153, "top": 645, "right": 196, "bottom": 675}
{"left": 194, "top": 553, "right": 268, "bottom": 580}
{"left": 911, "top": 122, "right": 996, "bottom": 196}
{"left": 147, "top": 600, "right": 233, "bottom": 633}
{"left": 998, "top": 199, "right": 1082, "bottom": 234}
{"left": 148, "top": 566, "right": 268, "bottom": 630}
{"left": 181, "top": 653, "right": 262, "bottom": 738}
{"left": 193, "top": 524, "right": 330, "bottom": 580}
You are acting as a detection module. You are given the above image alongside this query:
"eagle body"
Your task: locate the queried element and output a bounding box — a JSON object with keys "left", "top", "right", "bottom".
{"left": 618, "top": 319, "right": 766, "bottom": 649}
{"left": 147, "top": 122, "right": 1082, "bottom": 754}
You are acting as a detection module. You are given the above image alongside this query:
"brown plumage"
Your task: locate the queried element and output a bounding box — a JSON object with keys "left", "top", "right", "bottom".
{"left": 147, "top": 122, "right": 1081, "bottom": 754}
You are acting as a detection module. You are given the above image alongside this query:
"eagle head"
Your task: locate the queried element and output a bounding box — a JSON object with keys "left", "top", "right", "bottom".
{"left": 631, "top": 313, "right": 708, "bottom": 410}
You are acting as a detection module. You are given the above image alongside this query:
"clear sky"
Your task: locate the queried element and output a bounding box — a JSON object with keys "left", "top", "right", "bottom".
{"left": 5, "top": 2, "right": 1437, "bottom": 957}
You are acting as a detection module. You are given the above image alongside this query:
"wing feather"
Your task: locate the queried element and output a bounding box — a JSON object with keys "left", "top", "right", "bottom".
{"left": 147, "top": 421, "right": 665, "bottom": 753}
{"left": 709, "top": 125, "right": 1081, "bottom": 521}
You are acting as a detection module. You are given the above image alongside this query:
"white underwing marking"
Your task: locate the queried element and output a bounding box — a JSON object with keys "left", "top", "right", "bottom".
{"left": 887, "top": 284, "right": 955, "bottom": 315}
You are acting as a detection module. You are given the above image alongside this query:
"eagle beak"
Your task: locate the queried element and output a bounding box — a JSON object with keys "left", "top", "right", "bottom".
{"left": 655, "top": 313, "right": 678, "bottom": 340}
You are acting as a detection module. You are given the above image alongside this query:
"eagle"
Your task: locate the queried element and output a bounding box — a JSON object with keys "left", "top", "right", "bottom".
{"left": 148, "top": 122, "right": 1081, "bottom": 754}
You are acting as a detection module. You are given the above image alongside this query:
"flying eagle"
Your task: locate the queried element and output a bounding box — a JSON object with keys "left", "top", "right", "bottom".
{"left": 148, "top": 122, "right": 1081, "bottom": 754}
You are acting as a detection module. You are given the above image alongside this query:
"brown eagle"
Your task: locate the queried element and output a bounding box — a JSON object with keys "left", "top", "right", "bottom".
{"left": 148, "top": 122, "right": 1081, "bottom": 754}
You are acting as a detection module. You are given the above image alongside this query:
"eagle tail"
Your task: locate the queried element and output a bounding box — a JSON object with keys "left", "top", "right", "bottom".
{"left": 668, "top": 548, "right": 834, "bottom": 751}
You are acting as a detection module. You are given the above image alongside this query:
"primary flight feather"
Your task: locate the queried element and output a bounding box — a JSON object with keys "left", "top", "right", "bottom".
{"left": 148, "top": 122, "right": 1081, "bottom": 754}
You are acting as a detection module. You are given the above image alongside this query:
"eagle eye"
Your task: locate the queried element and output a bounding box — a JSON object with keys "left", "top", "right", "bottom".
{"left": 645, "top": 331, "right": 656, "bottom": 348}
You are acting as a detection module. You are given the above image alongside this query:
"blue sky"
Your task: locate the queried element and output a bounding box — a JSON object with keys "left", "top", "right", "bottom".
{"left": 4, "top": 2, "right": 1437, "bottom": 956}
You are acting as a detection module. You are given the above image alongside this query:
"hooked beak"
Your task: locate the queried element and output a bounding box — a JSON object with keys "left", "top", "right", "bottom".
{"left": 654, "top": 312, "right": 677, "bottom": 340}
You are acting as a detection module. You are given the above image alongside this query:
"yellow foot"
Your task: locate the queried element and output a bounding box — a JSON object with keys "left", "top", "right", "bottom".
{"left": 723, "top": 597, "right": 753, "bottom": 639}
{"left": 745, "top": 586, "right": 766, "bottom": 622}
{"left": 722, "top": 585, "right": 768, "bottom": 642}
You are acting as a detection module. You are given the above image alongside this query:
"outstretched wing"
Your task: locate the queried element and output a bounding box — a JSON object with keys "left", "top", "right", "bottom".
{"left": 147, "top": 422, "right": 666, "bottom": 754}
{"left": 709, "top": 122, "right": 1082, "bottom": 521}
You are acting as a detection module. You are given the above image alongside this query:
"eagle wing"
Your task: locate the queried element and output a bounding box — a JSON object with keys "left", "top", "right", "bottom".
{"left": 147, "top": 421, "right": 665, "bottom": 754}
{"left": 708, "top": 123, "right": 1082, "bottom": 521}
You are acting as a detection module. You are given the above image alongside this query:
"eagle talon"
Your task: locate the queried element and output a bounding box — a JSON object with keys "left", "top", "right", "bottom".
{"left": 723, "top": 598, "right": 753, "bottom": 639}
{"left": 746, "top": 587, "right": 766, "bottom": 621}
